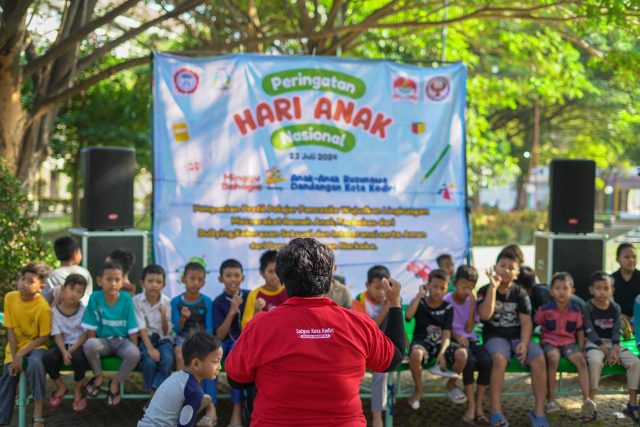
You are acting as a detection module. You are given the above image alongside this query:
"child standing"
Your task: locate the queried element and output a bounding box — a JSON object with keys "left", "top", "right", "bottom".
{"left": 477, "top": 250, "right": 549, "bottom": 427}
{"left": 42, "top": 274, "right": 90, "bottom": 412}
{"left": 534, "top": 272, "right": 595, "bottom": 421}
{"left": 406, "top": 269, "right": 468, "bottom": 413}
{"left": 241, "top": 250, "right": 288, "bottom": 328}
{"left": 82, "top": 261, "right": 141, "bottom": 406}
{"left": 138, "top": 332, "right": 223, "bottom": 427}
{"left": 443, "top": 265, "right": 492, "bottom": 424}
{"left": 134, "top": 264, "right": 174, "bottom": 396}
{"left": 585, "top": 271, "right": 640, "bottom": 421}
{"left": 0, "top": 263, "right": 51, "bottom": 427}
{"left": 43, "top": 236, "right": 93, "bottom": 306}
{"left": 436, "top": 253, "right": 456, "bottom": 292}
{"left": 171, "top": 261, "right": 216, "bottom": 427}
{"left": 352, "top": 265, "right": 392, "bottom": 427}
{"left": 212, "top": 259, "right": 249, "bottom": 427}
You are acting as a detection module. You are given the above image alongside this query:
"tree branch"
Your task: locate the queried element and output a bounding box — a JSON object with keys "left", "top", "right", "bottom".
{"left": 0, "top": 0, "right": 33, "bottom": 50}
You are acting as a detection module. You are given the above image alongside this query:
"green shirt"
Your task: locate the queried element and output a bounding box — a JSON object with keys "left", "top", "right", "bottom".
{"left": 81, "top": 290, "right": 138, "bottom": 337}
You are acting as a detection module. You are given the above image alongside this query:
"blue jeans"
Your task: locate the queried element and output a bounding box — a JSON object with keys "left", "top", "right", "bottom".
{"left": 0, "top": 349, "right": 46, "bottom": 424}
{"left": 208, "top": 339, "right": 243, "bottom": 404}
{"left": 139, "top": 335, "right": 175, "bottom": 391}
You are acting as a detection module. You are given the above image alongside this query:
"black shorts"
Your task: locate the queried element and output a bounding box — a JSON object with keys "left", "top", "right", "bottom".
{"left": 411, "top": 340, "right": 462, "bottom": 364}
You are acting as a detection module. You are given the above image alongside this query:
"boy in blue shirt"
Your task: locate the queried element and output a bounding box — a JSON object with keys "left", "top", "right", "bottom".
{"left": 82, "top": 261, "right": 140, "bottom": 406}
{"left": 212, "top": 259, "right": 249, "bottom": 427}
{"left": 171, "top": 262, "right": 215, "bottom": 426}
{"left": 138, "top": 332, "right": 223, "bottom": 427}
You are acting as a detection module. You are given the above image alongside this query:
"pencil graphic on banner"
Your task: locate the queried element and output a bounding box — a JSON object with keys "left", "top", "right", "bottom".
{"left": 172, "top": 122, "right": 190, "bottom": 142}
{"left": 421, "top": 144, "right": 451, "bottom": 182}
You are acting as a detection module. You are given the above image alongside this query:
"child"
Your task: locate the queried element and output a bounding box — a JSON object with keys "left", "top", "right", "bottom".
{"left": 43, "top": 236, "right": 93, "bottom": 305}
{"left": 82, "top": 261, "right": 141, "bottom": 406}
{"left": 326, "top": 269, "right": 352, "bottom": 309}
{"left": 613, "top": 243, "right": 640, "bottom": 326}
{"left": 138, "top": 332, "right": 223, "bottom": 427}
{"left": 584, "top": 271, "right": 640, "bottom": 421}
{"left": 42, "top": 274, "right": 90, "bottom": 412}
{"left": 405, "top": 269, "right": 468, "bottom": 412}
{"left": 171, "top": 261, "right": 216, "bottom": 427}
{"left": 352, "top": 265, "right": 392, "bottom": 427}
{"left": 534, "top": 272, "right": 595, "bottom": 421}
{"left": 443, "top": 265, "right": 492, "bottom": 424}
{"left": 106, "top": 247, "right": 137, "bottom": 296}
{"left": 0, "top": 263, "right": 51, "bottom": 427}
{"left": 241, "top": 250, "right": 288, "bottom": 328}
{"left": 134, "top": 264, "right": 174, "bottom": 396}
{"left": 212, "top": 259, "right": 249, "bottom": 427}
{"left": 518, "top": 266, "right": 585, "bottom": 317}
{"left": 436, "top": 253, "right": 456, "bottom": 292}
{"left": 477, "top": 249, "right": 549, "bottom": 427}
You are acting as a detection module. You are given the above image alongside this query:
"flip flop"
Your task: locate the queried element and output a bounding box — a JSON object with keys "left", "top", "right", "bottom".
{"left": 624, "top": 402, "right": 640, "bottom": 423}
{"left": 106, "top": 380, "right": 121, "bottom": 406}
{"left": 475, "top": 414, "right": 492, "bottom": 425}
{"left": 46, "top": 389, "right": 66, "bottom": 408}
{"left": 446, "top": 387, "right": 468, "bottom": 405}
{"left": 462, "top": 417, "right": 475, "bottom": 425}
{"left": 490, "top": 412, "right": 509, "bottom": 427}
{"left": 527, "top": 411, "right": 550, "bottom": 427}
{"left": 85, "top": 377, "right": 102, "bottom": 398}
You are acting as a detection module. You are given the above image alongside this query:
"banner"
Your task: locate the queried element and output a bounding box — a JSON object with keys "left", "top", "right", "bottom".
{"left": 153, "top": 53, "right": 469, "bottom": 300}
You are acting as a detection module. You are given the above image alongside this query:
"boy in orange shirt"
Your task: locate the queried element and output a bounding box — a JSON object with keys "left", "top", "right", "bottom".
{"left": 241, "top": 250, "right": 288, "bottom": 328}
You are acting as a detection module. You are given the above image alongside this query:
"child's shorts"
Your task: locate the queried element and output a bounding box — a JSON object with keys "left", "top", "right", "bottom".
{"left": 174, "top": 335, "right": 188, "bottom": 346}
{"left": 484, "top": 337, "right": 544, "bottom": 367}
{"left": 411, "top": 340, "right": 463, "bottom": 364}
{"left": 542, "top": 343, "right": 580, "bottom": 359}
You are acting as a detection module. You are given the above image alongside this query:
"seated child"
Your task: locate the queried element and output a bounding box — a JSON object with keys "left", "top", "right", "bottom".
{"left": 170, "top": 262, "right": 216, "bottom": 427}
{"left": 352, "top": 265, "right": 392, "bottom": 427}
{"left": 613, "top": 243, "right": 639, "bottom": 335}
{"left": 106, "top": 247, "right": 137, "bottom": 296}
{"left": 212, "top": 259, "right": 249, "bottom": 427}
{"left": 43, "top": 236, "right": 93, "bottom": 306}
{"left": 443, "top": 265, "right": 492, "bottom": 424}
{"left": 241, "top": 250, "right": 288, "bottom": 328}
{"left": 326, "top": 268, "right": 352, "bottom": 309}
{"left": 534, "top": 272, "right": 595, "bottom": 421}
{"left": 134, "top": 264, "right": 174, "bottom": 396}
{"left": 517, "top": 266, "right": 584, "bottom": 317}
{"left": 82, "top": 261, "right": 141, "bottom": 406}
{"left": 42, "top": 274, "right": 90, "bottom": 412}
{"left": 0, "top": 263, "right": 52, "bottom": 427}
{"left": 436, "top": 253, "right": 456, "bottom": 292}
{"left": 585, "top": 271, "right": 640, "bottom": 421}
{"left": 138, "top": 332, "right": 223, "bottom": 427}
{"left": 405, "top": 269, "right": 468, "bottom": 412}
{"left": 477, "top": 249, "right": 549, "bottom": 427}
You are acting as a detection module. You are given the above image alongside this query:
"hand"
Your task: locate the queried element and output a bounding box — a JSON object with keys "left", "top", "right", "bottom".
{"left": 486, "top": 267, "right": 500, "bottom": 288}
{"left": 62, "top": 349, "right": 73, "bottom": 365}
{"left": 9, "top": 352, "right": 24, "bottom": 375}
{"left": 383, "top": 278, "right": 402, "bottom": 307}
{"left": 515, "top": 341, "right": 528, "bottom": 364}
{"left": 457, "top": 336, "right": 470, "bottom": 348}
{"left": 159, "top": 304, "right": 166, "bottom": 317}
{"left": 255, "top": 297, "right": 266, "bottom": 313}
{"left": 180, "top": 306, "right": 191, "bottom": 319}
{"left": 230, "top": 293, "right": 243, "bottom": 313}
{"left": 608, "top": 346, "right": 620, "bottom": 365}
{"left": 417, "top": 284, "right": 427, "bottom": 299}
{"left": 466, "top": 287, "right": 477, "bottom": 302}
{"left": 149, "top": 348, "right": 161, "bottom": 362}
{"left": 437, "top": 353, "right": 447, "bottom": 370}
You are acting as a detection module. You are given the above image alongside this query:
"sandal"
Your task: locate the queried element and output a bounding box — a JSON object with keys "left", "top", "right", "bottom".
{"left": 106, "top": 380, "right": 121, "bottom": 406}
{"left": 85, "top": 377, "right": 102, "bottom": 398}
{"left": 462, "top": 416, "right": 475, "bottom": 425}
{"left": 46, "top": 389, "right": 66, "bottom": 408}
{"left": 624, "top": 402, "right": 640, "bottom": 423}
{"left": 196, "top": 415, "right": 217, "bottom": 427}
{"left": 581, "top": 398, "right": 596, "bottom": 423}
{"left": 446, "top": 386, "right": 468, "bottom": 405}
{"left": 490, "top": 413, "right": 509, "bottom": 427}
{"left": 32, "top": 416, "right": 46, "bottom": 427}
{"left": 72, "top": 395, "right": 87, "bottom": 412}
{"left": 527, "top": 411, "right": 550, "bottom": 427}
{"left": 475, "top": 414, "right": 491, "bottom": 425}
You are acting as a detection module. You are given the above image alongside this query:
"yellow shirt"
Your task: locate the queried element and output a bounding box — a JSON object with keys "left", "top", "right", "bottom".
{"left": 3, "top": 291, "right": 51, "bottom": 364}
{"left": 241, "top": 285, "right": 288, "bottom": 329}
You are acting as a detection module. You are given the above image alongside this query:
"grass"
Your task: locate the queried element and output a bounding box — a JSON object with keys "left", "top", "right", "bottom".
{"left": 39, "top": 211, "right": 151, "bottom": 238}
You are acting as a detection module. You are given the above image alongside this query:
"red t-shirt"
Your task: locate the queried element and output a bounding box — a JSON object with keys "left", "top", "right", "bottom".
{"left": 225, "top": 296, "right": 395, "bottom": 426}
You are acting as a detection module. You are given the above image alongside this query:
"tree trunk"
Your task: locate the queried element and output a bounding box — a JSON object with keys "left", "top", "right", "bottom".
{"left": 513, "top": 101, "right": 540, "bottom": 211}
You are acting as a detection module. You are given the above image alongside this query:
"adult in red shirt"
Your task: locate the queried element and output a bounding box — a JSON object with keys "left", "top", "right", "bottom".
{"left": 225, "top": 238, "right": 405, "bottom": 426}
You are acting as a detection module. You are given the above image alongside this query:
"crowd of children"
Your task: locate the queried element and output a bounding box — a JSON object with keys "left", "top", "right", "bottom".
{"left": 2, "top": 235, "right": 640, "bottom": 427}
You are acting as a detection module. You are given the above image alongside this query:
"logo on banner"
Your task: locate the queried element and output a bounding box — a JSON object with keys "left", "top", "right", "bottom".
{"left": 407, "top": 261, "right": 431, "bottom": 281}
{"left": 265, "top": 167, "right": 286, "bottom": 185}
{"left": 426, "top": 76, "right": 450, "bottom": 101}
{"left": 222, "top": 173, "right": 262, "bottom": 192}
{"left": 173, "top": 68, "right": 199, "bottom": 94}
{"left": 438, "top": 182, "right": 455, "bottom": 200}
{"left": 213, "top": 68, "right": 231, "bottom": 89}
{"left": 392, "top": 75, "right": 418, "bottom": 102}
{"left": 411, "top": 122, "right": 426, "bottom": 135}
{"left": 172, "top": 122, "right": 190, "bottom": 142}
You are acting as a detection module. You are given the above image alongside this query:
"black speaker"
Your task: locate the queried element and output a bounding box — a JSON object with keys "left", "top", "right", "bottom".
{"left": 69, "top": 228, "right": 148, "bottom": 293}
{"left": 535, "top": 232, "right": 605, "bottom": 301}
{"left": 549, "top": 159, "right": 595, "bottom": 233}
{"left": 81, "top": 147, "right": 135, "bottom": 230}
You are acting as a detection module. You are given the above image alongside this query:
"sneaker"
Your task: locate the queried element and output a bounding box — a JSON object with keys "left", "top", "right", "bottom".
{"left": 581, "top": 398, "right": 597, "bottom": 422}
{"left": 409, "top": 399, "right": 420, "bottom": 410}
{"left": 428, "top": 365, "right": 459, "bottom": 378}
{"left": 545, "top": 400, "right": 560, "bottom": 413}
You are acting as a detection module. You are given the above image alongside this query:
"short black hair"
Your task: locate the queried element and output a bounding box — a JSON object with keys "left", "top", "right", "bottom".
{"left": 367, "top": 265, "right": 390, "bottom": 283}
{"left": 141, "top": 264, "right": 166, "bottom": 282}
{"left": 183, "top": 261, "right": 206, "bottom": 276}
{"left": 516, "top": 266, "right": 536, "bottom": 290}
{"left": 497, "top": 244, "right": 524, "bottom": 264}
{"left": 53, "top": 236, "right": 80, "bottom": 262}
{"left": 617, "top": 243, "right": 636, "bottom": 258}
{"left": 107, "top": 248, "right": 136, "bottom": 274}
{"left": 63, "top": 273, "right": 88, "bottom": 290}
{"left": 21, "top": 262, "right": 52, "bottom": 283}
{"left": 98, "top": 261, "right": 124, "bottom": 276}
{"left": 259, "top": 250, "right": 278, "bottom": 272}
{"left": 182, "top": 332, "right": 221, "bottom": 366}
{"left": 455, "top": 265, "right": 478, "bottom": 283}
{"left": 589, "top": 271, "right": 613, "bottom": 287}
{"left": 220, "top": 259, "right": 243, "bottom": 275}
{"left": 275, "top": 238, "right": 332, "bottom": 297}
{"left": 436, "top": 253, "right": 453, "bottom": 266}
{"left": 551, "top": 271, "right": 574, "bottom": 288}
{"left": 428, "top": 268, "right": 448, "bottom": 283}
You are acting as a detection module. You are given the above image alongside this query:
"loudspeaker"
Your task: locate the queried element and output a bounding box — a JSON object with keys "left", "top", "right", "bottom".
{"left": 69, "top": 228, "right": 148, "bottom": 293}
{"left": 549, "top": 159, "right": 595, "bottom": 233}
{"left": 81, "top": 147, "right": 135, "bottom": 230}
{"left": 535, "top": 231, "right": 605, "bottom": 301}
